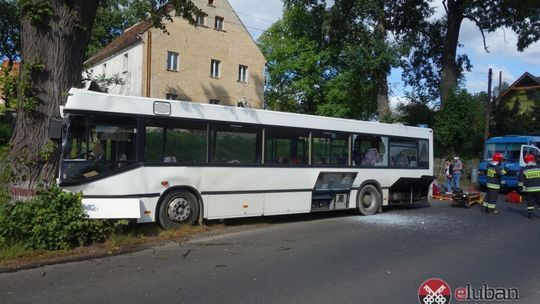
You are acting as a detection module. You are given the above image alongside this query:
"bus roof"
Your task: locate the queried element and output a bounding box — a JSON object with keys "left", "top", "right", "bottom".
{"left": 486, "top": 135, "right": 540, "bottom": 144}
{"left": 64, "top": 88, "right": 432, "bottom": 139}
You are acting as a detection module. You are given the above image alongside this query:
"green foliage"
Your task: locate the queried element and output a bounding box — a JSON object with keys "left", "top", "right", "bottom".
{"left": 0, "top": 0, "right": 20, "bottom": 62}
{"left": 0, "top": 58, "right": 46, "bottom": 113}
{"left": 82, "top": 72, "right": 125, "bottom": 93}
{"left": 0, "top": 114, "right": 13, "bottom": 146}
{"left": 433, "top": 90, "right": 485, "bottom": 158}
{"left": 0, "top": 187, "right": 123, "bottom": 250}
{"left": 37, "top": 140, "right": 56, "bottom": 161}
{"left": 259, "top": 0, "right": 433, "bottom": 119}
{"left": 491, "top": 97, "right": 534, "bottom": 136}
{"left": 87, "top": 0, "right": 204, "bottom": 58}
{"left": 0, "top": 69, "right": 18, "bottom": 111}
{"left": 395, "top": 99, "right": 436, "bottom": 127}
{"left": 18, "top": 0, "right": 53, "bottom": 25}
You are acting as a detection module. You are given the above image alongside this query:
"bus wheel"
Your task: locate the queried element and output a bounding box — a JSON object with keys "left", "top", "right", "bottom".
{"left": 357, "top": 184, "right": 381, "bottom": 215}
{"left": 158, "top": 190, "right": 199, "bottom": 229}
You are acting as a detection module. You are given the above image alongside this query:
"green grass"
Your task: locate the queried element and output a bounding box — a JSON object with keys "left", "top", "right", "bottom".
{"left": 0, "top": 243, "right": 39, "bottom": 261}
{"left": 0, "top": 223, "right": 214, "bottom": 268}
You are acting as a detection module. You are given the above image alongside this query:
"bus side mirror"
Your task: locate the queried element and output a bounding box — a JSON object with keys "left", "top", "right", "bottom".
{"left": 48, "top": 117, "right": 63, "bottom": 140}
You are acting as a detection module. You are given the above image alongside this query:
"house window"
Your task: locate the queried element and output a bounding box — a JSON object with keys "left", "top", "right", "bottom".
{"left": 238, "top": 65, "right": 248, "bottom": 82}
{"left": 123, "top": 53, "right": 128, "bottom": 73}
{"left": 196, "top": 14, "right": 206, "bottom": 26}
{"left": 208, "top": 0, "right": 214, "bottom": 5}
{"left": 167, "top": 51, "right": 179, "bottom": 71}
{"left": 209, "top": 99, "right": 220, "bottom": 105}
{"left": 102, "top": 63, "right": 107, "bottom": 75}
{"left": 214, "top": 16, "right": 224, "bottom": 30}
{"left": 210, "top": 60, "right": 221, "bottom": 78}
{"left": 166, "top": 94, "right": 177, "bottom": 100}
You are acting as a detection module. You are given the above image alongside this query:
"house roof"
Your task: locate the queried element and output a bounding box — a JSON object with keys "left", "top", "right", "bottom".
{"left": 0, "top": 60, "right": 21, "bottom": 74}
{"left": 84, "top": 19, "right": 153, "bottom": 67}
{"left": 500, "top": 72, "right": 540, "bottom": 98}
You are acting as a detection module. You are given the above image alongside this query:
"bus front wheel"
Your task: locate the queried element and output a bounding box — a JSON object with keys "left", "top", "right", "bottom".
{"left": 158, "top": 190, "right": 199, "bottom": 229}
{"left": 357, "top": 184, "right": 381, "bottom": 215}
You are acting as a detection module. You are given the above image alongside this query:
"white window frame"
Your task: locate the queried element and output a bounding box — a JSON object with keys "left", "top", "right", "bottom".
{"left": 196, "top": 15, "right": 205, "bottom": 26}
{"left": 167, "top": 51, "right": 179, "bottom": 71}
{"left": 214, "top": 16, "right": 224, "bottom": 30}
{"left": 210, "top": 60, "right": 221, "bottom": 78}
{"left": 238, "top": 65, "right": 248, "bottom": 82}
{"left": 123, "top": 53, "right": 128, "bottom": 73}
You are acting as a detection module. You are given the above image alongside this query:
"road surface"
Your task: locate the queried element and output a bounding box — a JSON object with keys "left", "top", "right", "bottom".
{"left": 1, "top": 198, "right": 540, "bottom": 303}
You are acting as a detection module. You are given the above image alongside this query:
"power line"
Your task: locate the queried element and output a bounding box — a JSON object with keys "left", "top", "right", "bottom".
{"left": 235, "top": 11, "right": 276, "bottom": 25}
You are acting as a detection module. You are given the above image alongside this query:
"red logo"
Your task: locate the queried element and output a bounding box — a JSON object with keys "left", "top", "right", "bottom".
{"left": 418, "top": 278, "right": 452, "bottom": 304}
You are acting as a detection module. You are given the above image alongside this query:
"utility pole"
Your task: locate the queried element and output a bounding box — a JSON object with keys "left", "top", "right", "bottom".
{"left": 498, "top": 71, "right": 502, "bottom": 99}
{"left": 483, "top": 68, "right": 493, "bottom": 155}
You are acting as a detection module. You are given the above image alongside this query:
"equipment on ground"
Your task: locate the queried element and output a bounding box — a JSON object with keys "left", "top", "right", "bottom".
{"left": 451, "top": 189, "right": 483, "bottom": 208}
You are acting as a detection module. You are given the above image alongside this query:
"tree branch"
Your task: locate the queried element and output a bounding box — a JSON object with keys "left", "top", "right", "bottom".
{"left": 464, "top": 14, "right": 489, "bottom": 53}
{"left": 442, "top": 0, "right": 448, "bottom": 15}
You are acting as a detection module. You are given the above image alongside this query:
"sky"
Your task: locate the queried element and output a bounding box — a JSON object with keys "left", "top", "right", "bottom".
{"left": 227, "top": 0, "right": 540, "bottom": 105}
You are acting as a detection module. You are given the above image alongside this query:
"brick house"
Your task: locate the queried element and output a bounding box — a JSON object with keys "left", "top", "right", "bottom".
{"left": 500, "top": 72, "right": 540, "bottom": 113}
{"left": 84, "top": 0, "right": 266, "bottom": 108}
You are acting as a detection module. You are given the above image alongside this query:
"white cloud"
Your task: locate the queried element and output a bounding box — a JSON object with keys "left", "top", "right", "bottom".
{"left": 389, "top": 95, "right": 411, "bottom": 110}
{"left": 459, "top": 19, "right": 540, "bottom": 66}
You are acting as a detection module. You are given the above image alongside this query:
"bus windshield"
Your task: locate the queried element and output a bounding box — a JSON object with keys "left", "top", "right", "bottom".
{"left": 60, "top": 114, "right": 137, "bottom": 183}
{"left": 484, "top": 143, "right": 522, "bottom": 162}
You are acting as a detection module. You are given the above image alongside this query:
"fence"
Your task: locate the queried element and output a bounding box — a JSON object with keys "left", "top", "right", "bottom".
{"left": 434, "top": 158, "right": 479, "bottom": 188}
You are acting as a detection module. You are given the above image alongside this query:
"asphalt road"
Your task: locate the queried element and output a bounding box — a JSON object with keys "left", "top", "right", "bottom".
{"left": 1, "top": 197, "right": 540, "bottom": 304}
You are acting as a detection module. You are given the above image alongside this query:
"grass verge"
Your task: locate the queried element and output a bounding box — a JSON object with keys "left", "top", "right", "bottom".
{"left": 0, "top": 223, "right": 220, "bottom": 271}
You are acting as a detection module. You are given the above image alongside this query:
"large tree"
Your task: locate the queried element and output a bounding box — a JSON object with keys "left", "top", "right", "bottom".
{"left": 259, "top": 0, "right": 432, "bottom": 120}
{"left": 8, "top": 0, "right": 203, "bottom": 192}
{"left": 433, "top": 90, "right": 485, "bottom": 157}
{"left": 408, "top": 0, "right": 540, "bottom": 105}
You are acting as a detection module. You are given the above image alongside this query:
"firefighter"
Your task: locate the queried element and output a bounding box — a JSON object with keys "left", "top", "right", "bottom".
{"left": 483, "top": 152, "right": 507, "bottom": 214}
{"left": 518, "top": 153, "right": 540, "bottom": 219}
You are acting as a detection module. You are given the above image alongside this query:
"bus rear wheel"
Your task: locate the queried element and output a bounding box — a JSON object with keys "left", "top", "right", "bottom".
{"left": 158, "top": 190, "right": 199, "bottom": 229}
{"left": 357, "top": 184, "right": 381, "bottom": 215}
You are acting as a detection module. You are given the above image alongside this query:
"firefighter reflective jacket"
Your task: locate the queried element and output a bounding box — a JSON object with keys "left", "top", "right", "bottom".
{"left": 518, "top": 163, "right": 540, "bottom": 192}
{"left": 486, "top": 162, "right": 507, "bottom": 190}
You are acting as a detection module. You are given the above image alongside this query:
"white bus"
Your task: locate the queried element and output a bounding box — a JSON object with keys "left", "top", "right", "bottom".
{"left": 58, "top": 89, "right": 434, "bottom": 228}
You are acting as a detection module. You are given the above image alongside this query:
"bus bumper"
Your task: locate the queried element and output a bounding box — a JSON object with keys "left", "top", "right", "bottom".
{"left": 82, "top": 198, "right": 141, "bottom": 219}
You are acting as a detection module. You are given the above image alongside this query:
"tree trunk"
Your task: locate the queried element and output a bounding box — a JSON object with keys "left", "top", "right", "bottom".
{"left": 8, "top": 1, "right": 98, "bottom": 197}
{"left": 375, "top": 12, "right": 389, "bottom": 119}
{"left": 439, "top": 0, "right": 464, "bottom": 107}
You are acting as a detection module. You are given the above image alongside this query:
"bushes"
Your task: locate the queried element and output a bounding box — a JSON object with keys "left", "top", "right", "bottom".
{"left": 0, "top": 186, "right": 117, "bottom": 250}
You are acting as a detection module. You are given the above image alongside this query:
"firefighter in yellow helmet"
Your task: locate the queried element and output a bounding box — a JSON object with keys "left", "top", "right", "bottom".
{"left": 518, "top": 153, "right": 540, "bottom": 219}
{"left": 483, "top": 152, "right": 507, "bottom": 214}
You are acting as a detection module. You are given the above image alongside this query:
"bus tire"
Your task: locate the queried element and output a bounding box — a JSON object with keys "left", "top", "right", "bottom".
{"left": 158, "top": 190, "right": 199, "bottom": 229}
{"left": 357, "top": 184, "right": 381, "bottom": 215}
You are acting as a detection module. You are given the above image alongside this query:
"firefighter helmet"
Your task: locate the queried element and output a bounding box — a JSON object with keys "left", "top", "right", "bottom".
{"left": 524, "top": 153, "right": 536, "bottom": 163}
{"left": 492, "top": 152, "right": 504, "bottom": 163}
